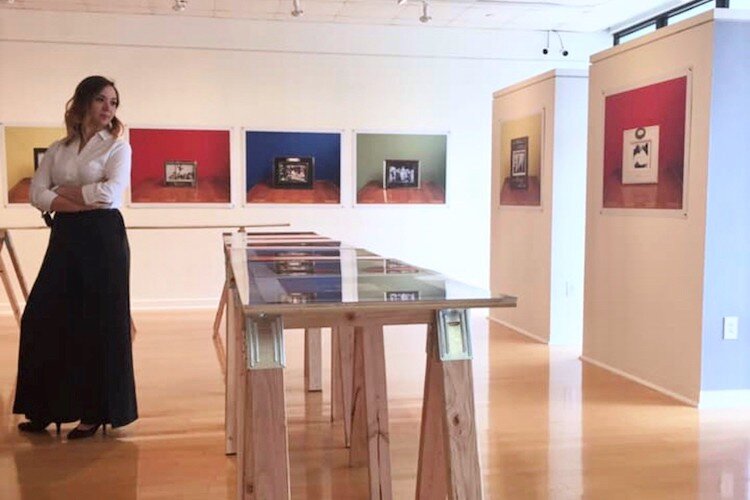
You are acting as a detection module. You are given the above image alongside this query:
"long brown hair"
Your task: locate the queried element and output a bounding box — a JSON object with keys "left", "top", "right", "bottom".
{"left": 63, "top": 76, "right": 124, "bottom": 146}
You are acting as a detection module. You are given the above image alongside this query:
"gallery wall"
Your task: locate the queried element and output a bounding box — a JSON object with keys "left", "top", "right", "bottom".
{"left": 583, "top": 14, "right": 716, "bottom": 404}
{"left": 700, "top": 14, "right": 750, "bottom": 395}
{"left": 0, "top": 8, "right": 607, "bottom": 312}
{"left": 490, "top": 70, "right": 588, "bottom": 346}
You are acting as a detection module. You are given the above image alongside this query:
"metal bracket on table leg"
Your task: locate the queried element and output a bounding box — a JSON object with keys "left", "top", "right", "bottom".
{"left": 245, "top": 314, "right": 286, "bottom": 370}
{"left": 436, "top": 309, "right": 472, "bottom": 361}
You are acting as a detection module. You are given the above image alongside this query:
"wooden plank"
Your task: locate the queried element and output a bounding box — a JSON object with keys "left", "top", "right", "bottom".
{"left": 213, "top": 280, "right": 228, "bottom": 339}
{"left": 304, "top": 328, "right": 323, "bottom": 392}
{"left": 4, "top": 230, "right": 29, "bottom": 299}
{"left": 362, "top": 325, "right": 393, "bottom": 500}
{"left": 440, "top": 356, "right": 483, "bottom": 498}
{"left": 0, "top": 237, "right": 21, "bottom": 325}
{"left": 337, "top": 326, "right": 354, "bottom": 447}
{"left": 241, "top": 368, "right": 290, "bottom": 499}
{"left": 349, "top": 326, "right": 368, "bottom": 467}
{"left": 349, "top": 325, "right": 393, "bottom": 499}
{"left": 331, "top": 327, "right": 342, "bottom": 423}
{"left": 416, "top": 322, "right": 448, "bottom": 500}
{"left": 283, "top": 309, "right": 435, "bottom": 330}
{"left": 225, "top": 286, "right": 239, "bottom": 456}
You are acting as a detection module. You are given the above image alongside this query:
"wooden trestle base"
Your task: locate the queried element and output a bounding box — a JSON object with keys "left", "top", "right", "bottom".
{"left": 224, "top": 295, "right": 484, "bottom": 499}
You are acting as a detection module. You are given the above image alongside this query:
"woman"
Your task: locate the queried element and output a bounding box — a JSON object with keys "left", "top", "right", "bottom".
{"left": 13, "top": 75, "right": 138, "bottom": 440}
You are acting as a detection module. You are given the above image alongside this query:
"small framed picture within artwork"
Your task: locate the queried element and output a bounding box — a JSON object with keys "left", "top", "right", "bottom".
{"left": 621, "top": 125, "right": 659, "bottom": 185}
{"left": 33, "top": 148, "right": 47, "bottom": 171}
{"left": 384, "top": 291, "right": 420, "bottom": 302}
{"left": 509, "top": 137, "right": 529, "bottom": 189}
{"left": 273, "top": 157, "right": 315, "bottom": 189}
{"left": 383, "top": 159, "right": 420, "bottom": 189}
{"left": 164, "top": 161, "right": 198, "bottom": 187}
{"left": 279, "top": 292, "right": 317, "bottom": 304}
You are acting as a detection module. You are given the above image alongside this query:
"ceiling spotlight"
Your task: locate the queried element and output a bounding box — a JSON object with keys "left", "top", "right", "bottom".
{"left": 542, "top": 30, "right": 569, "bottom": 57}
{"left": 419, "top": 1, "right": 431, "bottom": 24}
{"left": 291, "top": 0, "right": 303, "bottom": 17}
{"left": 397, "top": 0, "right": 408, "bottom": 5}
{"left": 172, "top": 0, "right": 187, "bottom": 12}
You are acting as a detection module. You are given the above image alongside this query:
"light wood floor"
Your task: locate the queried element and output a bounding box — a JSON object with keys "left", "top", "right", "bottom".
{"left": 2, "top": 311, "right": 750, "bottom": 499}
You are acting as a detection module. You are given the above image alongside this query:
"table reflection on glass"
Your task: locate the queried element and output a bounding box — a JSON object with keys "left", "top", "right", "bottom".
{"left": 222, "top": 231, "right": 516, "bottom": 499}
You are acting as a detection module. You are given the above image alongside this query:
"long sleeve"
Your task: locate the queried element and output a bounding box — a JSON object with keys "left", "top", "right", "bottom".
{"left": 29, "top": 143, "right": 60, "bottom": 212}
{"left": 81, "top": 141, "right": 131, "bottom": 207}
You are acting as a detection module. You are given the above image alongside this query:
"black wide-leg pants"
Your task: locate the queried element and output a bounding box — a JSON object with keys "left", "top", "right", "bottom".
{"left": 13, "top": 209, "right": 138, "bottom": 428}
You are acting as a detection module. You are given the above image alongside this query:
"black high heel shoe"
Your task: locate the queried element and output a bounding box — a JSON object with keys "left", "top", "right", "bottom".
{"left": 67, "top": 423, "right": 106, "bottom": 440}
{"left": 18, "top": 420, "right": 61, "bottom": 435}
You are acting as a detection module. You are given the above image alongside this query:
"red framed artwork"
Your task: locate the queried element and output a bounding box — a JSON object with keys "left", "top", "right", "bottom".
{"left": 129, "top": 128, "right": 231, "bottom": 204}
{"left": 602, "top": 74, "right": 690, "bottom": 211}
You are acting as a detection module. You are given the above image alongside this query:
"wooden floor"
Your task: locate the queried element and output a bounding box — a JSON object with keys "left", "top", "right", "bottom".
{"left": 2, "top": 311, "right": 750, "bottom": 499}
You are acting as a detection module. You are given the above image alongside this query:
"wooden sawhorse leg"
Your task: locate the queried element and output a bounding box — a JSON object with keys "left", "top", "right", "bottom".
{"left": 416, "top": 311, "right": 482, "bottom": 500}
{"left": 0, "top": 230, "right": 23, "bottom": 325}
{"left": 236, "top": 314, "right": 290, "bottom": 499}
{"left": 350, "top": 325, "right": 393, "bottom": 499}
{"left": 331, "top": 326, "right": 354, "bottom": 447}
{"left": 304, "top": 327, "right": 322, "bottom": 392}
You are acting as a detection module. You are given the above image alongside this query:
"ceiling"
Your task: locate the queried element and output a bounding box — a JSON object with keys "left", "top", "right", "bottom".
{"left": 1, "top": 0, "right": 688, "bottom": 32}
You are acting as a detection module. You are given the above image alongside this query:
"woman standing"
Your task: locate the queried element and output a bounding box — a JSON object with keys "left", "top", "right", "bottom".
{"left": 13, "top": 75, "right": 138, "bottom": 439}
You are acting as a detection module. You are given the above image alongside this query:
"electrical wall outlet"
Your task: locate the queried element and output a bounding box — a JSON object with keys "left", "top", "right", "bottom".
{"left": 723, "top": 316, "right": 739, "bottom": 340}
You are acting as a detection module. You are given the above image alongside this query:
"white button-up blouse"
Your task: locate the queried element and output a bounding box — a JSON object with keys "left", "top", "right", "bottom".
{"left": 30, "top": 129, "right": 131, "bottom": 212}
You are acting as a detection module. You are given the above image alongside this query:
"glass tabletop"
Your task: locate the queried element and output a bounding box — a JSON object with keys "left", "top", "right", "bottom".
{"left": 228, "top": 246, "right": 515, "bottom": 312}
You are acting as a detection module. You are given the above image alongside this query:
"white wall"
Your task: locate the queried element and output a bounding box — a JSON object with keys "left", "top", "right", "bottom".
{"left": 0, "top": 9, "right": 608, "bottom": 312}
{"left": 489, "top": 70, "right": 588, "bottom": 346}
{"left": 582, "top": 13, "right": 716, "bottom": 404}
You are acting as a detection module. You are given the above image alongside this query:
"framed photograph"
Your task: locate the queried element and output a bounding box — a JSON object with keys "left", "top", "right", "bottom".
{"left": 499, "top": 113, "right": 543, "bottom": 207}
{"left": 164, "top": 161, "right": 197, "bottom": 187}
{"left": 383, "top": 159, "right": 420, "bottom": 189}
{"left": 384, "top": 291, "right": 420, "bottom": 301}
{"left": 33, "top": 147, "right": 47, "bottom": 171}
{"left": 509, "top": 137, "right": 529, "bottom": 189}
{"left": 273, "top": 156, "right": 314, "bottom": 189}
{"left": 273, "top": 260, "right": 314, "bottom": 275}
{"left": 602, "top": 74, "right": 689, "bottom": 210}
{"left": 621, "top": 126, "right": 659, "bottom": 184}
{"left": 279, "top": 292, "right": 317, "bottom": 304}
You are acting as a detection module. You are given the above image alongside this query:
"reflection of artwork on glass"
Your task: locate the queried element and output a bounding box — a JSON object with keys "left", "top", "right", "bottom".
{"left": 33, "top": 148, "right": 47, "bottom": 171}
{"left": 383, "top": 160, "right": 420, "bottom": 189}
{"left": 164, "top": 161, "right": 197, "bottom": 187}
{"left": 274, "top": 260, "right": 314, "bottom": 275}
{"left": 603, "top": 75, "right": 687, "bottom": 210}
{"left": 273, "top": 157, "right": 314, "bottom": 189}
{"left": 509, "top": 137, "right": 529, "bottom": 189}
{"left": 385, "top": 259, "right": 420, "bottom": 274}
{"left": 622, "top": 126, "right": 659, "bottom": 184}
{"left": 384, "top": 291, "right": 419, "bottom": 301}
{"left": 279, "top": 292, "right": 317, "bottom": 304}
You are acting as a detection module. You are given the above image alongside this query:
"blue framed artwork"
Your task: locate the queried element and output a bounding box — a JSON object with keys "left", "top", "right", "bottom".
{"left": 245, "top": 130, "right": 341, "bottom": 204}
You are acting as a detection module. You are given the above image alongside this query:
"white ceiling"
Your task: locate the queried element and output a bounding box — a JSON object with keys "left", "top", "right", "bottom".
{"left": 1, "top": 0, "right": 689, "bottom": 32}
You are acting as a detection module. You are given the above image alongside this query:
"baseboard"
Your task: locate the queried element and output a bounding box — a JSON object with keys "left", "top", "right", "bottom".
{"left": 0, "top": 297, "right": 219, "bottom": 316}
{"left": 487, "top": 316, "right": 548, "bottom": 344}
{"left": 131, "top": 298, "right": 219, "bottom": 311}
{"left": 698, "top": 390, "right": 750, "bottom": 408}
{"left": 580, "top": 355, "right": 698, "bottom": 406}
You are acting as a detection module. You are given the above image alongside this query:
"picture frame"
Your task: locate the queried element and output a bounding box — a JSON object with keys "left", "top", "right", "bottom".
{"left": 621, "top": 125, "right": 659, "bottom": 184}
{"left": 273, "top": 156, "right": 315, "bottom": 189}
{"left": 273, "top": 260, "right": 314, "bottom": 275}
{"left": 383, "top": 159, "right": 420, "bottom": 189}
{"left": 33, "top": 147, "right": 47, "bottom": 171}
{"left": 384, "top": 291, "right": 420, "bottom": 301}
{"left": 509, "top": 137, "right": 529, "bottom": 189}
{"left": 164, "top": 160, "right": 197, "bottom": 187}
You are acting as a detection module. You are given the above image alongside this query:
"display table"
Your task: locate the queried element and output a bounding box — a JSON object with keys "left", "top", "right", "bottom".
{"left": 223, "top": 232, "right": 516, "bottom": 499}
